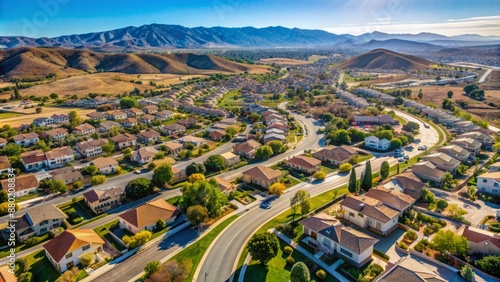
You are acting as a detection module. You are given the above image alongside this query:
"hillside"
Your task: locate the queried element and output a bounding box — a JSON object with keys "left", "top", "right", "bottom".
{"left": 356, "top": 39, "right": 441, "bottom": 51}
{"left": 0, "top": 47, "right": 267, "bottom": 80}
{"left": 335, "top": 49, "right": 435, "bottom": 70}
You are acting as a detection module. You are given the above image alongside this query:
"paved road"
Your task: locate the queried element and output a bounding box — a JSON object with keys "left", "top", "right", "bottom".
{"left": 195, "top": 109, "right": 441, "bottom": 282}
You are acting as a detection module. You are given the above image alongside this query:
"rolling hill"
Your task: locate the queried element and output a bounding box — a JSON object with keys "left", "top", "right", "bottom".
{"left": 335, "top": 49, "right": 435, "bottom": 70}
{"left": 0, "top": 47, "right": 266, "bottom": 80}
{"left": 356, "top": 39, "right": 441, "bottom": 51}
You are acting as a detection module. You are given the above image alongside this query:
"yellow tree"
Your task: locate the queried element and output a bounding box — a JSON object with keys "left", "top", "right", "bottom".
{"left": 188, "top": 173, "right": 206, "bottom": 183}
{"left": 269, "top": 182, "right": 286, "bottom": 195}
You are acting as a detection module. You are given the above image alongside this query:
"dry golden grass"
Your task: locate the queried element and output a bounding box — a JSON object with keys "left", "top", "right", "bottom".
{"left": 151, "top": 157, "right": 176, "bottom": 167}
{"left": 257, "top": 58, "right": 310, "bottom": 65}
{"left": 308, "top": 55, "right": 328, "bottom": 62}
{"left": 0, "top": 107, "right": 94, "bottom": 127}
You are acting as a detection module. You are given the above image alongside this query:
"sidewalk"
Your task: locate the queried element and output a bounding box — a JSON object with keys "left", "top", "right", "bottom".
{"left": 273, "top": 229, "right": 349, "bottom": 282}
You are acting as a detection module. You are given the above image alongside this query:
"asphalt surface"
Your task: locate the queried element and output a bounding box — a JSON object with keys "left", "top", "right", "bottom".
{"left": 195, "top": 109, "right": 441, "bottom": 282}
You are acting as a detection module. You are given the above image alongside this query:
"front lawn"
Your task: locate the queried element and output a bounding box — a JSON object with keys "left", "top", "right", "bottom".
{"left": 0, "top": 233, "right": 51, "bottom": 259}
{"left": 321, "top": 165, "right": 337, "bottom": 175}
{"left": 354, "top": 153, "right": 373, "bottom": 164}
{"left": 17, "top": 250, "right": 60, "bottom": 282}
{"left": 170, "top": 215, "right": 238, "bottom": 281}
{"left": 244, "top": 239, "right": 338, "bottom": 282}
{"left": 58, "top": 198, "right": 97, "bottom": 225}
{"left": 93, "top": 219, "right": 126, "bottom": 251}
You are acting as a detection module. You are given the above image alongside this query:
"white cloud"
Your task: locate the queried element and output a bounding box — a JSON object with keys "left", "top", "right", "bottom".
{"left": 323, "top": 15, "right": 500, "bottom": 36}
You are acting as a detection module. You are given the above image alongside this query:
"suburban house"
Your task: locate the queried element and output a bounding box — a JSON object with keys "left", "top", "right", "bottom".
{"left": 124, "top": 108, "right": 144, "bottom": 117}
{"left": 165, "top": 142, "right": 183, "bottom": 155}
{"left": 460, "top": 226, "right": 500, "bottom": 255}
{"left": 267, "top": 122, "right": 290, "bottom": 133}
{"left": 421, "top": 152, "right": 460, "bottom": 173}
{"left": 137, "top": 129, "right": 161, "bottom": 144}
{"left": 73, "top": 123, "right": 96, "bottom": 135}
{"left": 382, "top": 174, "right": 426, "bottom": 200}
{"left": 12, "top": 132, "right": 39, "bottom": 147}
{"left": 286, "top": 155, "right": 321, "bottom": 174}
{"left": 106, "top": 110, "right": 127, "bottom": 120}
{"left": 142, "top": 105, "right": 158, "bottom": 114}
{"left": 92, "top": 157, "right": 119, "bottom": 174}
{"left": 266, "top": 128, "right": 285, "bottom": 135}
{"left": 121, "top": 117, "right": 138, "bottom": 128}
{"left": 177, "top": 117, "right": 197, "bottom": 128}
{"left": 0, "top": 137, "right": 7, "bottom": 148}
{"left": 21, "top": 150, "right": 47, "bottom": 171}
{"left": 340, "top": 195, "right": 400, "bottom": 236}
{"left": 242, "top": 165, "right": 282, "bottom": 189}
{"left": 111, "top": 133, "right": 137, "bottom": 150}
{"left": 458, "top": 131, "right": 493, "bottom": 146}
{"left": 178, "top": 136, "right": 206, "bottom": 147}
{"left": 375, "top": 256, "right": 447, "bottom": 282}
{"left": 87, "top": 111, "right": 107, "bottom": 121}
{"left": 0, "top": 156, "right": 11, "bottom": 174}
{"left": 50, "top": 167, "right": 83, "bottom": 185}
{"left": 15, "top": 204, "right": 67, "bottom": 243}
{"left": 354, "top": 114, "right": 397, "bottom": 125}
{"left": 220, "top": 152, "right": 240, "bottom": 167}
{"left": 263, "top": 133, "right": 286, "bottom": 143}
{"left": 220, "top": 118, "right": 237, "bottom": 125}
{"left": 312, "top": 146, "right": 358, "bottom": 166}
{"left": 300, "top": 213, "right": 378, "bottom": 267}
{"left": 98, "top": 121, "right": 120, "bottom": 133}
{"left": 155, "top": 110, "right": 174, "bottom": 120}
{"left": 131, "top": 147, "right": 158, "bottom": 165}
{"left": 33, "top": 114, "right": 69, "bottom": 127}
{"left": 209, "top": 129, "right": 226, "bottom": 141}
{"left": 172, "top": 167, "right": 186, "bottom": 183}
{"left": 45, "top": 147, "right": 75, "bottom": 169}
{"left": 83, "top": 187, "right": 125, "bottom": 214}
{"left": 437, "top": 145, "right": 471, "bottom": 162}
{"left": 76, "top": 139, "right": 107, "bottom": 158}
{"left": 0, "top": 265, "right": 16, "bottom": 282}
{"left": 40, "top": 128, "right": 68, "bottom": 141}
{"left": 233, "top": 140, "right": 262, "bottom": 158}
{"left": 451, "top": 138, "right": 481, "bottom": 155}
{"left": 490, "top": 162, "right": 500, "bottom": 172}
{"left": 411, "top": 161, "right": 446, "bottom": 185}
{"left": 0, "top": 173, "right": 39, "bottom": 198}
{"left": 477, "top": 171, "right": 500, "bottom": 195}
{"left": 119, "top": 199, "right": 180, "bottom": 234}
{"left": 139, "top": 114, "right": 155, "bottom": 124}
{"left": 364, "top": 136, "right": 390, "bottom": 151}
{"left": 43, "top": 229, "right": 105, "bottom": 273}
{"left": 365, "top": 186, "right": 415, "bottom": 216}
{"left": 214, "top": 177, "right": 236, "bottom": 194}
{"left": 164, "top": 124, "right": 186, "bottom": 135}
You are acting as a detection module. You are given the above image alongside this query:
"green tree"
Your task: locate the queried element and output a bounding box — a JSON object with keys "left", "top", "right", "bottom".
{"left": 181, "top": 179, "right": 228, "bottom": 217}
{"left": 460, "top": 265, "right": 475, "bottom": 282}
{"left": 83, "top": 165, "right": 98, "bottom": 175}
{"left": 328, "top": 129, "right": 351, "bottom": 146}
{"left": 390, "top": 138, "right": 402, "bottom": 150}
{"left": 125, "top": 177, "right": 153, "bottom": 200}
{"left": 464, "top": 84, "right": 479, "bottom": 95}
{"left": 255, "top": 145, "right": 273, "bottom": 160}
{"left": 269, "top": 182, "right": 286, "bottom": 195}
{"left": 380, "top": 161, "right": 390, "bottom": 180}
{"left": 435, "top": 199, "right": 448, "bottom": 211}
{"left": 402, "top": 121, "right": 420, "bottom": 133}
{"left": 339, "top": 163, "right": 352, "bottom": 173}
{"left": 418, "top": 89, "right": 423, "bottom": 99}
{"left": 144, "top": 261, "right": 161, "bottom": 279}
{"left": 313, "top": 171, "right": 326, "bottom": 180}
{"left": 120, "top": 97, "right": 139, "bottom": 109}
{"left": 48, "top": 179, "right": 68, "bottom": 194}
{"left": 17, "top": 257, "right": 29, "bottom": 273}
{"left": 422, "top": 188, "right": 436, "bottom": 203}
{"left": 348, "top": 167, "right": 357, "bottom": 194}
{"left": 188, "top": 173, "right": 205, "bottom": 183}
{"left": 91, "top": 175, "right": 106, "bottom": 186}
{"left": 447, "top": 203, "right": 468, "bottom": 220}
{"left": 0, "top": 190, "right": 9, "bottom": 204}
{"left": 68, "top": 110, "right": 82, "bottom": 128}
{"left": 0, "top": 143, "right": 21, "bottom": 157}
{"left": 248, "top": 112, "right": 261, "bottom": 122}
{"left": 442, "top": 172, "right": 454, "bottom": 188}
{"left": 442, "top": 98, "right": 454, "bottom": 111}
{"left": 431, "top": 230, "right": 469, "bottom": 256}
{"left": 447, "top": 91, "right": 454, "bottom": 98}
{"left": 246, "top": 232, "right": 280, "bottom": 265}
{"left": 123, "top": 230, "right": 152, "bottom": 248}
{"left": 475, "top": 255, "right": 500, "bottom": 277}
{"left": 204, "top": 155, "right": 226, "bottom": 172}
{"left": 123, "top": 147, "right": 133, "bottom": 158}
{"left": 292, "top": 190, "right": 311, "bottom": 215}
{"left": 457, "top": 164, "right": 468, "bottom": 176}
{"left": 290, "top": 262, "right": 310, "bottom": 282}
{"left": 152, "top": 164, "right": 174, "bottom": 187}
{"left": 361, "top": 160, "right": 372, "bottom": 191}
{"left": 156, "top": 219, "right": 166, "bottom": 230}
{"left": 376, "top": 130, "right": 393, "bottom": 141}
{"left": 17, "top": 272, "right": 32, "bottom": 282}
{"left": 35, "top": 107, "right": 43, "bottom": 114}
{"left": 101, "top": 141, "right": 115, "bottom": 154}
{"left": 186, "top": 205, "right": 208, "bottom": 228}
{"left": 186, "top": 162, "right": 206, "bottom": 176}
{"left": 267, "top": 140, "right": 285, "bottom": 155}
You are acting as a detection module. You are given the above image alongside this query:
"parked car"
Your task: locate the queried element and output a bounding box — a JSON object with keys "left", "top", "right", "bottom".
{"left": 260, "top": 202, "right": 271, "bottom": 209}
{"left": 424, "top": 124, "right": 430, "bottom": 128}
{"left": 398, "top": 157, "right": 405, "bottom": 162}
{"left": 403, "top": 155, "right": 409, "bottom": 160}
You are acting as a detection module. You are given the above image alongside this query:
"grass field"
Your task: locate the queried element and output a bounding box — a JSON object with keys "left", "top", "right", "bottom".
{"left": 0, "top": 112, "right": 24, "bottom": 119}
{"left": 18, "top": 250, "right": 60, "bottom": 282}
{"left": 170, "top": 215, "right": 238, "bottom": 281}
{"left": 0, "top": 107, "right": 94, "bottom": 127}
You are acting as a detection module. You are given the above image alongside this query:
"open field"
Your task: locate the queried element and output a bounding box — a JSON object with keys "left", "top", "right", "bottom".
{"left": 308, "top": 55, "right": 328, "bottom": 62}
{"left": 346, "top": 73, "right": 412, "bottom": 87}
{"left": 409, "top": 85, "right": 500, "bottom": 127}
{"left": 257, "top": 58, "right": 311, "bottom": 65}
{"left": 482, "top": 70, "right": 500, "bottom": 90}
{"left": 0, "top": 107, "right": 94, "bottom": 127}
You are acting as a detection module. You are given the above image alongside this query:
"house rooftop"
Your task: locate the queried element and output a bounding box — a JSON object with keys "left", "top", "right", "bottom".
{"left": 119, "top": 199, "right": 179, "bottom": 229}
{"left": 287, "top": 155, "right": 321, "bottom": 169}
{"left": 242, "top": 165, "right": 282, "bottom": 181}
{"left": 341, "top": 195, "right": 399, "bottom": 223}
{"left": 83, "top": 187, "right": 125, "bottom": 204}
{"left": 0, "top": 173, "right": 39, "bottom": 192}
{"left": 92, "top": 157, "right": 119, "bottom": 169}
{"left": 43, "top": 229, "right": 105, "bottom": 262}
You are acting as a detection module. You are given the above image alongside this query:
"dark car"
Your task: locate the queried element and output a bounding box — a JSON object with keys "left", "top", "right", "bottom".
{"left": 260, "top": 202, "right": 271, "bottom": 209}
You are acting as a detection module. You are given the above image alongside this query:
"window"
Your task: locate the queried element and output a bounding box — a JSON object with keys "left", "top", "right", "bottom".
{"left": 66, "top": 252, "right": 72, "bottom": 259}
{"left": 82, "top": 244, "right": 90, "bottom": 251}
{"left": 40, "top": 220, "right": 48, "bottom": 226}
{"left": 483, "top": 179, "right": 487, "bottom": 183}
{"left": 340, "top": 248, "right": 353, "bottom": 258}
{"left": 349, "top": 212, "right": 355, "bottom": 217}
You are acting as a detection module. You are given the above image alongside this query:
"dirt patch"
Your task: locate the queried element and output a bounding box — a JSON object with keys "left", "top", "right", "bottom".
{"left": 482, "top": 70, "right": 500, "bottom": 90}
{"left": 0, "top": 107, "right": 94, "bottom": 127}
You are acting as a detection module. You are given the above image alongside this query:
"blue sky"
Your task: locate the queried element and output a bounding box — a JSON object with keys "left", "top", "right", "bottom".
{"left": 1, "top": 0, "right": 499, "bottom": 37}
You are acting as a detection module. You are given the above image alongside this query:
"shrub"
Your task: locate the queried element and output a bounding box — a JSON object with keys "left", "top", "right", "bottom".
{"left": 284, "top": 246, "right": 293, "bottom": 255}
{"left": 339, "top": 163, "right": 352, "bottom": 173}
{"left": 373, "top": 249, "right": 389, "bottom": 261}
{"left": 423, "top": 227, "right": 434, "bottom": 235}
{"left": 414, "top": 239, "right": 430, "bottom": 252}
{"left": 347, "top": 268, "right": 363, "bottom": 279}
{"left": 313, "top": 171, "right": 326, "bottom": 180}
{"left": 286, "top": 256, "right": 295, "bottom": 266}
{"left": 79, "top": 252, "right": 95, "bottom": 267}
{"left": 25, "top": 237, "right": 40, "bottom": 247}
{"left": 431, "top": 223, "right": 442, "bottom": 230}
{"left": 438, "top": 219, "right": 447, "bottom": 227}
{"left": 404, "top": 230, "right": 418, "bottom": 241}
{"left": 72, "top": 180, "right": 83, "bottom": 189}
{"left": 398, "top": 241, "right": 408, "bottom": 250}
{"left": 316, "top": 269, "right": 326, "bottom": 280}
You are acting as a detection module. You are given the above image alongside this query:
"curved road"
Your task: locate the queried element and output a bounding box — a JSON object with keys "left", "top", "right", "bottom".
{"left": 195, "top": 109, "right": 441, "bottom": 282}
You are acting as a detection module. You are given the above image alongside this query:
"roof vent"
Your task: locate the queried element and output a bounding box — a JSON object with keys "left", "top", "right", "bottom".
{"left": 359, "top": 203, "right": 365, "bottom": 210}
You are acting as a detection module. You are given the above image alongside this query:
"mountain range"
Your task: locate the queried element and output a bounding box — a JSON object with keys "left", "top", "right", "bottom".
{"left": 1, "top": 24, "right": 499, "bottom": 51}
